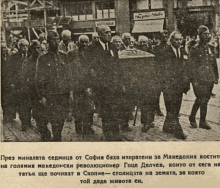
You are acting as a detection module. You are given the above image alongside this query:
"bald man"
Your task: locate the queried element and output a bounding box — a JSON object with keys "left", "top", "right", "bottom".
{"left": 58, "top": 30, "right": 76, "bottom": 54}
{"left": 87, "top": 25, "right": 123, "bottom": 141}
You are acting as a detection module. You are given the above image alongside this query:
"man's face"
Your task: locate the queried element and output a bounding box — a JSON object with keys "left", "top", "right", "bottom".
{"left": 123, "top": 36, "right": 131, "bottom": 46}
{"left": 1, "top": 46, "right": 8, "bottom": 55}
{"left": 48, "top": 37, "right": 60, "bottom": 52}
{"left": 20, "top": 44, "right": 28, "bottom": 53}
{"left": 63, "top": 38, "right": 71, "bottom": 46}
{"left": 113, "top": 39, "right": 122, "bottom": 50}
{"left": 35, "top": 44, "right": 41, "bottom": 54}
{"left": 42, "top": 41, "right": 48, "bottom": 51}
{"left": 171, "top": 33, "right": 183, "bottom": 48}
{"left": 99, "top": 27, "right": 111, "bottom": 43}
{"left": 93, "top": 36, "right": 99, "bottom": 42}
{"left": 79, "top": 38, "right": 89, "bottom": 50}
{"left": 200, "top": 32, "right": 211, "bottom": 44}
{"left": 139, "top": 39, "right": 147, "bottom": 46}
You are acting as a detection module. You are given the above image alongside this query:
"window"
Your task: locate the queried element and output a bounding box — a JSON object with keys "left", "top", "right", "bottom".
{"left": 95, "top": 1, "right": 115, "bottom": 19}
{"left": 151, "top": 0, "right": 163, "bottom": 9}
{"left": 136, "top": 0, "right": 149, "bottom": 10}
{"left": 136, "top": 0, "right": 163, "bottom": 10}
{"left": 65, "top": 1, "right": 93, "bottom": 21}
{"left": 187, "top": 0, "right": 212, "bottom": 7}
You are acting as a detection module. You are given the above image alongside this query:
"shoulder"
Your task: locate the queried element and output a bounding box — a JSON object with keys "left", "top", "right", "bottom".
{"left": 9, "top": 52, "right": 19, "bottom": 58}
{"left": 153, "top": 44, "right": 164, "bottom": 54}
{"left": 58, "top": 40, "right": 64, "bottom": 46}
{"left": 88, "top": 41, "right": 101, "bottom": 49}
{"left": 67, "top": 49, "right": 79, "bottom": 60}
{"left": 38, "top": 53, "right": 50, "bottom": 61}
{"left": 8, "top": 53, "right": 20, "bottom": 62}
{"left": 68, "top": 49, "right": 78, "bottom": 55}
{"left": 163, "top": 45, "right": 173, "bottom": 54}
{"left": 189, "top": 43, "right": 200, "bottom": 57}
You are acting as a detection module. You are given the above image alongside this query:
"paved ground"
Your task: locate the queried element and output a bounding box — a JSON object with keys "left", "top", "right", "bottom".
{"left": 1, "top": 61, "right": 220, "bottom": 142}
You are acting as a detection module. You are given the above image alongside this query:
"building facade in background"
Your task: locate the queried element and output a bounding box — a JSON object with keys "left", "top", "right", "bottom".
{"left": 1, "top": 0, "right": 220, "bottom": 42}
{"left": 58, "top": 0, "right": 130, "bottom": 39}
{"left": 58, "top": 0, "right": 220, "bottom": 40}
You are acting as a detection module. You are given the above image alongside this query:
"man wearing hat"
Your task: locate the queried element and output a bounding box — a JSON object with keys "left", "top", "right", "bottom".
{"left": 58, "top": 30, "right": 76, "bottom": 54}
{"left": 6, "top": 39, "right": 30, "bottom": 130}
{"left": 189, "top": 25, "right": 219, "bottom": 130}
{"left": 35, "top": 30, "right": 74, "bottom": 141}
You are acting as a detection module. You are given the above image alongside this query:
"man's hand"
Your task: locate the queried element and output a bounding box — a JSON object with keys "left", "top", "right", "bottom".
{"left": 40, "top": 97, "right": 47, "bottom": 106}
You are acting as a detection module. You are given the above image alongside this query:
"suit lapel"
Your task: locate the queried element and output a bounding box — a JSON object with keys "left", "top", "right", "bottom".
{"left": 168, "top": 45, "right": 177, "bottom": 59}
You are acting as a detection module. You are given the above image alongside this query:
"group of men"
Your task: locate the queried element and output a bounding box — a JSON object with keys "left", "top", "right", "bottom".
{"left": 1, "top": 24, "right": 219, "bottom": 141}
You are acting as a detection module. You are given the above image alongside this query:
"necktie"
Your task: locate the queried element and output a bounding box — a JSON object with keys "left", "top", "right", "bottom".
{"left": 105, "top": 43, "right": 108, "bottom": 51}
{"left": 176, "top": 48, "right": 179, "bottom": 59}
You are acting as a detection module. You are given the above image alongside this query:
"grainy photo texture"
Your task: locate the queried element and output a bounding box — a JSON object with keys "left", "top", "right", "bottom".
{"left": 1, "top": 0, "right": 219, "bottom": 142}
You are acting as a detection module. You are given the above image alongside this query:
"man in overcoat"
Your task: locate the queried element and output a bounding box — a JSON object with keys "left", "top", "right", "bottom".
{"left": 87, "top": 25, "right": 123, "bottom": 141}
{"left": 6, "top": 39, "right": 30, "bottom": 130}
{"left": 68, "top": 35, "right": 96, "bottom": 134}
{"left": 160, "top": 31, "right": 190, "bottom": 139}
{"left": 35, "top": 30, "right": 74, "bottom": 141}
{"left": 189, "top": 25, "right": 219, "bottom": 129}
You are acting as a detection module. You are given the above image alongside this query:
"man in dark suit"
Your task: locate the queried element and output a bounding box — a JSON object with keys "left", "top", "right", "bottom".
{"left": 88, "top": 25, "right": 122, "bottom": 141}
{"left": 110, "top": 35, "right": 133, "bottom": 132}
{"left": 189, "top": 25, "right": 219, "bottom": 129}
{"left": 152, "top": 31, "right": 168, "bottom": 117}
{"left": 35, "top": 30, "right": 74, "bottom": 141}
{"left": 1, "top": 42, "right": 11, "bottom": 124}
{"left": 6, "top": 39, "right": 30, "bottom": 131}
{"left": 160, "top": 31, "right": 190, "bottom": 139}
{"left": 68, "top": 34, "right": 96, "bottom": 134}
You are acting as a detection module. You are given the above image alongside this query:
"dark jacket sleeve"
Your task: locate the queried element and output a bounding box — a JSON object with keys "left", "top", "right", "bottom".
{"left": 213, "top": 58, "right": 219, "bottom": 80}
{"left": 209, "top": 45, "right": 219, "bottom": 81}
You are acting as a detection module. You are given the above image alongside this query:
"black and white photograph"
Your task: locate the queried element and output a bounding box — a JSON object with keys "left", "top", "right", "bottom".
{"left": 1, "top": 0, "right": 220, "bottom": 142}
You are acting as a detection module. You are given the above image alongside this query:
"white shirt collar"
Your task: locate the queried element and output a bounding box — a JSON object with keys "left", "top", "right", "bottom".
{"left": 99, "top": 39, "right": 108, "bottom": 50}
{"left": 171, "top": 44, "right": 181, "bottom": 58}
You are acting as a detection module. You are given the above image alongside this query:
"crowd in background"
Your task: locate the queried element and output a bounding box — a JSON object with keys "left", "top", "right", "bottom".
{"left": 1, "top": 24, "right": 219, "bottom": 141}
